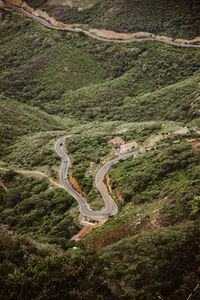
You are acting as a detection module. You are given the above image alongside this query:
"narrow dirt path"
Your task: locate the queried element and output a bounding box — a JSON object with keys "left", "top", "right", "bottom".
{"left": 1, "top": 1, "right": 200, "bottom": 48}
{"left": 0, "top": 179, "right": 8, "bottom": 192}
{"left": 0, "top": 167, "right": 63, "bottom": 188}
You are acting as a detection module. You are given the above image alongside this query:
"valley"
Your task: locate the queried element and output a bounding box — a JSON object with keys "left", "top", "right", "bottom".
{"left": 0, "top": 1, "right": 200, "bottom": 299}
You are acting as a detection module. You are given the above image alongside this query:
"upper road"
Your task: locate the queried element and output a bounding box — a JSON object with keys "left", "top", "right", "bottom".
{"left": 55, "top": 136, "right": 147, "bottom": 217}
{"left": 1, "top": 1, "right": 200, "bottom": 48}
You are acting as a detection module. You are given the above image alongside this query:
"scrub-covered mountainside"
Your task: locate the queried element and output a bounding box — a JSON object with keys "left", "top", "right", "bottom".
{"left": 23, "top": 0, "right": 200, "bottom": 39}
{"left": 0, "top": 1, "right": 200, "bottom": 299}
{"left": 1, "top": 5, "right": 200, "bottom": 123}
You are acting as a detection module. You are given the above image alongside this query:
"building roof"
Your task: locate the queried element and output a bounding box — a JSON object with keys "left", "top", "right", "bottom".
{"left": 121, "top": 141, "right": 138, "bottom": 149}
{"left": 109, "top": 137, "right": 125, "bottom": 145}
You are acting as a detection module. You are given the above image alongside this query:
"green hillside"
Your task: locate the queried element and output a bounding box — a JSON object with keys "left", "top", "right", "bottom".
{"left": 100, "top": 220, "right": 200, "bottom": 299}
{"left": 57, "top": 71, "right": 200, "bottom": 122}
{"left": 26, "top": 0, "right": 200, "bottom": 39}
{"left": 0, "top": 170, "right": 79, "bottom": 247}
{"left": 1, "top": 220, "right": 199, "bottom": 299}
{"left": 1, "top": 3, "right": 200, "bottom": 300}
{"left": 0, "top": 95, "right": 63, "bottom": 156}
{"left": 1, "top": 6, "right": 200, "bottom": 124}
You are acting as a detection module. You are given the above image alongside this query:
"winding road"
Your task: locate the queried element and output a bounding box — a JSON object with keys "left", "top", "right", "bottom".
{"left": 1, "top": 1, "right": 199, "bottom": 217}
{"left": 1, "top": 1, "right": 200, "bottom": 48}
{"left": 55, "top": 136, "right": 148, "bottom": 217}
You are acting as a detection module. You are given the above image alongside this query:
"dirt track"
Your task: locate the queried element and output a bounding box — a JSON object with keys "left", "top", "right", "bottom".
{"left": 1, "top": 0, "right": 200, "bottom": 47}
{"left": 0, "top": 167, "right": 63, "bottom": 188}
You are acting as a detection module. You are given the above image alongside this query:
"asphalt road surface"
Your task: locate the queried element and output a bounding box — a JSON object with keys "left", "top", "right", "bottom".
{"left": 2, "top": 0, "right": 198, "bottom": 216}
{"left": 55, "top": 137, "right": 149, "bottom": 217}
{"left": 1, "top": 1, "right": 200, "bottom": 48}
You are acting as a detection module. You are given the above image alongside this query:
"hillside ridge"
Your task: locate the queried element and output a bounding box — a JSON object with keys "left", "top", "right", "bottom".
{"left": 2, "top": 0, "right": 200, "bottom": 46}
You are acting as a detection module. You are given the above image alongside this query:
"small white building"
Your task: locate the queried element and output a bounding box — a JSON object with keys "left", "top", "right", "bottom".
{"left": 120, "top": 141, "right": 138, "bottom": 154}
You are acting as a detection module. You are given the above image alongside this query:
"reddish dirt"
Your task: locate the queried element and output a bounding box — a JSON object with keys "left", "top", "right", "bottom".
{"left": 116, "top": 188, "right": 124, "bottom": 203}
{"left": 89, "top": 29, "right": 154, "bottom": 40}
{"left": 105, "top": 173, "right": 112, "bottom": 194}
{"left": 0, "top": 179, "right": 8, "bottom": 192}
{"left": 69, "top": 171, "right": 89, "bottom": 199}
{"left": 146, "top": 133, "right": 170, "bottom": 147}
{"left": 156, "top": 152, "right": 164, "bottom": 158}
{"left": 105, "top": 173, "right": 124, "bottom": 204}
{"left": 85, "top": 199, "right": 167, "bottom": 249}
{"left": 5, "top": 0, "right": 22, "bottom": 5}
{"left": 86, "top": 225, "right": 126, "bottom": 249}
{"left": 72, "top": 216, "right": 108, "bottom": 240}
{"left": 0, "top": 167, "right": 63, "bottom": 188}
{"left": 150, "top": 211, "right": 161, "bottom": 229}
{"left": 4, "top": 0, "right": 200, "bottom": 44}
{"left": 86, "top": 214, "right": 161, "bottom": 249}
{"left": 187, "top": 138, "right": 200, "bottom": 149}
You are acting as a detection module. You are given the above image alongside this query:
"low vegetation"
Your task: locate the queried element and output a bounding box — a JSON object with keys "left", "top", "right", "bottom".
{"left": 1, "top": 220, "right": 200, "bottom": 299}
{"left": 84, "top": 134, "right": 200, "bottom": 248}
{"left": 65, "top": 123, "right": 162, "bottom": 209}
{"left": 26, "top": 0, "right": 200, "bottom": 39}
{"left": 100, "top": 220, "right": 200, "bottom": 299}
{"left": 1, "top": 7, "right": 200, "bottom": 125}
{"left": 0, "top": 170, "right": 79, "bottom": 248}
{"left": 0, "top": 95, "right": 63, "bottom": 157}
{"left": 1, "top": 3, "right": 200, "bottom": 299}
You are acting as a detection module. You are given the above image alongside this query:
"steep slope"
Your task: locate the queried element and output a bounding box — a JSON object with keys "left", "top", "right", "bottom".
{"left": 0, "top": 225, "right": 112, "bottom": 300}
{"left": 24, "top": 0, "right": 200, "bottom": 39}
{"left": 56, "top": 69, "right": 200, "bottom": 122}
{"left": 1, "top": 3, "right": 200, "bottom": 300}
{"left": 1, "top": 221, "right": 200, "bottom": 299}
{"left": 0, "top": 95, "right": 63, "bottom": 156}
{"left": 84, "top": 138, "right": 200, "bottom": 248}
{"left": 100, "top": 220, "right": 200, "bottom": 299}
{"left": 1, "top": 5, "right": 200, "bottom": 124}
{"left": 0, "top": 170, "right": 79, "bottom": 247}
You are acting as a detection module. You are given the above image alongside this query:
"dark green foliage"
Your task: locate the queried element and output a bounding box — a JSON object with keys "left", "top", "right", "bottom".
{"left": 0, "top": 227, "right": 111, "bottom": 300}
{"left": 1, "top": 4, "right": 200, "bottom": 299}
{"left": 1, "top": 7, "right": 200, "bottom": 124}
{"left": 100, "top": 220, "right": 200, "bottom": 299}
{"left": 0, "top": 171, "right": 79, "bottom": 246}
{"left": 5, "top": 250, "right": 111, "bottom": 300}
{"left": 34, "top": 0, "right": 200, "bottom": 39}
{"left": 109, "top": 140, "right": 200, "bottom": 224}
{"left": 52, "top": 46, "right": 200, "bottom": 122}
{"left": 0, "top": 94, "right": 62, "bottom": 157}
{"left": 30, "top": 148, "right": 59, "bottom": 167}
{"left": 1, "top": 221, "right": 200, "bottom": 299}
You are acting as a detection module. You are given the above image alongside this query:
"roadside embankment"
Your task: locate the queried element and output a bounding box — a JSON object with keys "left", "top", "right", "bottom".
{"left": 2, "top": 0, "right": 200, "bottom": 45}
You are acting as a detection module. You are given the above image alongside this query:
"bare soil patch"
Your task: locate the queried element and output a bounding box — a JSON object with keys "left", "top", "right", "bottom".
{"left": 69, "top": 170, "right": 89, "bottom": 199}
{"left": 0, "top": 179, "right": 8, "bottom": 192}
{"left": 4, "top": 1, "right": 200, "bottom": 44}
